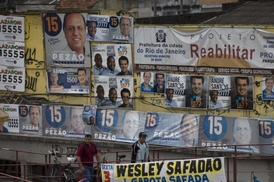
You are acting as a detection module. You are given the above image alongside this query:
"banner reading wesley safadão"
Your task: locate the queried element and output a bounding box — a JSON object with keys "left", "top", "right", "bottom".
{"left": 101, "top": 157, "right": 226, "bottom": 182}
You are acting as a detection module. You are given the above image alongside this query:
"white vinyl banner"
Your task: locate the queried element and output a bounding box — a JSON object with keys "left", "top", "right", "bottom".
{"left": 134, "top": 27, "right": 274, "bottom": 75}
{"left": 101, "top": 157, "right": 226, "bottom": 182}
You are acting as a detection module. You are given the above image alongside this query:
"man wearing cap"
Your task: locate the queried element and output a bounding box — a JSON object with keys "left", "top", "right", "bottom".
{"left": 131, "top": 132, "right": 150, "bottom": 163}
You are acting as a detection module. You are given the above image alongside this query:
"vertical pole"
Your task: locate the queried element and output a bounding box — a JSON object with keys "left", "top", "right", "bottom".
{"left": 154, "top": 0, "right": 156, "bottom": 17}
{"left": 16, "top": 151, "right": 19, "bottom": 177}
{"left": 226, "top": 157, "right": 229, "bottom": 182}
{"left": 180, "top": 0, "right": 183, "bottom": 14}
{"left": 233, "top": 146, "right": 237, "bottom": 182}
{"left": 104, "top": 0, "right": 107, "bottom": 10}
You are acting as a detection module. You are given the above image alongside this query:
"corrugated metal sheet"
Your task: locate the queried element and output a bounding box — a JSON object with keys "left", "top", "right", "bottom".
{"left": 56, "top": 0, "right": 98, "bottom": 9}
{"left": 201, "top": 1, "right": 274, "bottom": 25}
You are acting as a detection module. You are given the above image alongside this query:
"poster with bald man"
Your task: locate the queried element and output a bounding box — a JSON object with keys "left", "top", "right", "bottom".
{"left": 19, "top": 105, "right": 42, "bottom": 135}
{"left": 87, "top": 15, "right": 134, "bottom": 43}
{"left": 46, "top": 68, "right": 90, "bottom": 94}
{"left": 94, "top": 76, "right": 134, "bottom": 108}
{"left": 43, "top": 13, "right": 91, "bottom": 67}
{"left": 42, "top": 105, "right": 91, "bottom": 138}
{"left": 199, "top": 115, "right": 259, "bottom": 153}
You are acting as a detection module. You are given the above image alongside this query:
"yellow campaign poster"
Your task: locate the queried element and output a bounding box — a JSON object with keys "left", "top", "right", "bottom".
{"left": 24, "top": 14, "right": 45, "bottom": 69}
{"left": 101, "top": 157, "right": 226, "bottom": 182}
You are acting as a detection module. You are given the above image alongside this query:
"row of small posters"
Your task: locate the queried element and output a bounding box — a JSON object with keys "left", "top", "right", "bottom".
{"left": 141, "top": 73, "right": 258, "bottom": 109}
{"left": 44, "top": 13, "right": 134, "bottom": 67}
{"left": 1, "top": 104, "right": 274, "bottom": 155}
{"left": 0, "top": 16, "right": 26, "bottom": 92}
{"left": 0, "top": 16, "right": 25, "bottom": 68}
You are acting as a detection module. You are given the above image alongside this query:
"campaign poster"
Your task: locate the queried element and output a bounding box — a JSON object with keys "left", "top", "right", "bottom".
{"left": 82, "top": 105, "right": 97, "bottom": 126}
{"left": 0, "top": 104, "right": 19, "bottom": 133}
{"left": 153, "top": 73, "right": 165, "bottom": 93}
{"left": 86, "top": 15, "right": 134, "bottom": 43}
{"left": 101, "top": 157, "right": 226, "bottom": 182}
{"left": 259, "top": 119, "right": 274, "bottom": 155}
{"left": 0, "top": 15, "right": 24, "bottom": 41}
{"left": 0, "top": 66, "right": 25, "bottom": 92}
{"left": 145, "top": 113, "right": 199, "bottom": 147}
{"left": 230, "top": 76, "right": 254, "bottom": 110}
{"left": 165, "top": 74, "right": 186, "bottom": 108}
{"left": 91, "top": 44, "right": 133, "bottom": 76}
{"left": 94, "top": 76, "right": 134, "bottom": 108}
{"left": 19, "top": 105, "right": 42, "bottom": 135}
{"left": 140, "top": 72, "right": 155, "bottom": 93}
{"left": 199, "top": 115, "right": 260, "bottom": 153}
{"left": 93, "top": 109, "right": 146, "bottom": 142}
{"left": 42, "top": 105, "right": 92, "bottom": 138}
{"left": 0, "top": 41, "right": 25, "bottom": 67}
{"left": 43, "top": 13, "right": 91, "bottom": 67}
{"left": 86, "top": 15, "right": 110, "bottom": 41}
{"left": 262, "top": 76, "right": 274, "bottom": 100}
{"left": 185, "top": 76, "right": 208, "bottom": 109}
{"left": 109, "top": 16, "right": 134, "bottom": 43}
{"left": 208, "top": 75, "right": 231, "bottom": 109}
{"left": 46, "top": 68, "right": 90, "bottom": 94}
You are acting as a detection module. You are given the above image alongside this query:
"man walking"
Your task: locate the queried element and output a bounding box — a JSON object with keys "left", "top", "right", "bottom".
{"left": 131, "top": 132, "right": 150, "bottom": 163}
{"left": 77, "top": 134, "right": 100, "bottom": 182}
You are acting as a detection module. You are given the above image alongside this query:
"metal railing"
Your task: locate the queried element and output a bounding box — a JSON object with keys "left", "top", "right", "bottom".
{"left": 0, "top": 143, "right": 273, "bottom": 181}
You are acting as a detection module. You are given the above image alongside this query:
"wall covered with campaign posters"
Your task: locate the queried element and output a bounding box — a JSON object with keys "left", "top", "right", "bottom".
{"left": 46, "top": 68, "right": 90, "bottom": 94}
{"left": 140, "top": 73, "right": 254, "bottom": 110}
{"left": 1, "top": 104, "right": 273, "bottom": 155}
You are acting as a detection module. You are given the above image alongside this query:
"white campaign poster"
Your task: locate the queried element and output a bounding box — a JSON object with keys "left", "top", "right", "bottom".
{"left": 0, "top": 66, "right": 25, "bottom": 92}
{"left": 0, "top": 15, "right": 24, "bottom": 41}
{"left": 0, "top": 41, "right": 25, "bottom": 67}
